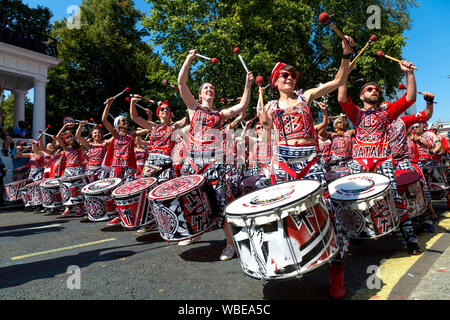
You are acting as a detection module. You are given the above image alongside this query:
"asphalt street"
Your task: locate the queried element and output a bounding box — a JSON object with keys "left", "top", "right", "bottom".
{"left": 0, "top": 200, "right": 448, "bottom": 302}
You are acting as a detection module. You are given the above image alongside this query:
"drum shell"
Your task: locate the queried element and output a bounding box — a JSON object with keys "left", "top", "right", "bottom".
{"left": 330, "top": 184, "right": 399, "bottom": 240}
{"left": 422, "top": 165, "right": 449, "bottom": 200}
{"left": 225, "top": 180, "right": 338, "bottom": 280}
{"left": 148, "top": 178, "right": 216, "bottom": 242}
{"left": 401, "top": 179, "right": 427, "bottom": 218}
{"left": 19, "top": 185, "right": 32, "bottom": 207}
{"left": 82, "top": 178, "right": 123, "bottom": 222}
{"left": 5, "top": 179, "right": 31, "bottom": 201}
{"left": 228, "top": 196, "right": 337, "bottom": 280}
{"left": 59, "top": 175, "right": 89, "bottom": 206}
{"left": 40, "top": 179, "right": 63, "bottom": 208}
{"left": 114, "top": 189, "right": 155, "bottom": 230}
{"left": 28, "top": 180, "right": 46, "bottom": 206}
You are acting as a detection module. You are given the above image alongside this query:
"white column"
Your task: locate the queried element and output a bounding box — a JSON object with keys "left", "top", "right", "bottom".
{"left": 12, "top": 89, "right": 28, "bottom": 126}
{"left": 32, "top": 79, "right": 47, "bottom": 140}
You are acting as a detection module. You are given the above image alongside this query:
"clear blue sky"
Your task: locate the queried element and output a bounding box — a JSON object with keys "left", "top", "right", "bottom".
{"left": 18, "top": 0, "right": 450, "bottom": 124}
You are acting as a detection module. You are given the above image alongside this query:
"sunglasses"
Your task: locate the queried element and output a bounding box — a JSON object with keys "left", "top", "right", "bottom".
{"left": 279, "top": 72, "right": 297, "bottom": 80}
{"left": 159, "top": 107, "right": 171, "bottom": 112}
{"left": 411, "top": 125, "right": 421, "bottom": 129}
{"left": 362, "top": 86, "right": 381, "bottom": 95}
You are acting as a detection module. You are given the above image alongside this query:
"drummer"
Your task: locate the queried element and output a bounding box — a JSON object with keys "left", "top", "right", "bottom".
{"left": 76, "top": 121, "right": 110, "bottom": 182}
{"left": 242, "top": 117, "right": 274, "bottom": 188}
{"left": 337, "top": 57, "right": 422, "bottom": 256}
{"left": 412, "top": 122, "right": 442, "bottom": 165}
{"left": 55, "top": 123, "right": 86, "bottom": 217}
{"left": 101, "top": 96, "right": 149, "bottom": 226}
{"left": 257, "top": 36, "right": 354, "bottom": 299}
{"left": 129, "top": 97, "right": 189, "bottom": 182}
{"left": 387, "top": 92, "right": 436, "bottom": 231}
{"left": 177, "top": 49, "right": 253, "bottom": 261}
{"left": 13, "top": 138, "right": 44, "bottom": 182}
{"left": 318, "top": 115, "right": 354, "bottom": 171}
{"left": 412, "top": 120, "right": 449, "bottom": 209}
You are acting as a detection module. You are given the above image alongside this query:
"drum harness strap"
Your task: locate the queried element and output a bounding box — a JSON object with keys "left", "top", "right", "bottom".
{"left": 277, "top": 152, "right": 319, "bottom": 180}
{"left": 186, "top": 157, "right": 216, "bottom": 175}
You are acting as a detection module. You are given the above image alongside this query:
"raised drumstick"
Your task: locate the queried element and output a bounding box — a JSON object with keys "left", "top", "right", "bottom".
{"left": 103, "top": 87, "right": 131, "bottom": 104}
{"left": 377, "top": 51, "right": 418, "bottom": 70}
{"left": 318, "top": 12, "right": 345, "bottom": 40}
{"left": 351, "top": 35, "right": 377, "bottom": 64}
{"left": 397, "top": 84, "right": 437, "bottom": 103}
{"left": 161, "top": 79, "right": 178, "bottom": 91}
{"left": 255, "top": 75, "right": 265, "bottom": 111}
{"left": 75, "top": 119, "right": 97, "bottom": 126}
{"left": 195, "top": 53, "right": 218, "bottom": 64}
{"left": 234, "top": 47, "right": 249, "bottom": 73}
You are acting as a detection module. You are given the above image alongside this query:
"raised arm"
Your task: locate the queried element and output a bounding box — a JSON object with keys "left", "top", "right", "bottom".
{"left": 102, "top": 97, "right": 117, "bottom": 136}
{"left": 304, "top": 36, "right": 354, "bottom": 105}
{"left": 55, "top": 123, "right": 70, "bottom": 151}
{"left": 220, "top": 71, "right": 254, "bottom": 120}
{"left": 314, "top": 102, "right": 329, "bottom": 131}
{"left": 75, "top": 120, "right": 90, "bottom": 149}
{"left": 177, "top": 50, "right": 200, "bottom": 110}
{"left": 129, "top": 94, "right": 156, "bottom": 130}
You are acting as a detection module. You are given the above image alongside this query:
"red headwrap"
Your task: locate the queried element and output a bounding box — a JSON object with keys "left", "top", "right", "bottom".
{"left": 270, "top": 62, "right": 287, "bottom": 89}
{"left": 156, "top": 100, "right": 170, "bottom": 117}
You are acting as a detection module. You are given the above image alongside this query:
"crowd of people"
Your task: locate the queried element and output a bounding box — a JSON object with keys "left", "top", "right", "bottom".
{"left": 2, "top": 35, "right": 450, "bottom": 300}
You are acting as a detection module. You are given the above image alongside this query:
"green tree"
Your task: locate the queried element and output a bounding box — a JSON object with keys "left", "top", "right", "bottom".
{"left": 142, "top": 0, "right": 419, "bottom": 118}
{"left": 46, "top": 0, "right": 174, "bottom": 135}
{"left": 1, "top": 95, "right": 34, "bottom": 134}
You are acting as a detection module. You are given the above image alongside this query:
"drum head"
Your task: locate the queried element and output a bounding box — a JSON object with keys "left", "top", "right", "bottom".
{"left": 324, "top": 167, "right": 351, "bottom": 183}
{"left": 328, "top": 172, "right": 390, "bottom": 201}
{"left": 60, "top": 174, "right": 86, "bottom": 182}
{"left": 148, "top": 174, "right": 205, "bottom": 200}
{"left": 82, "top": 178, "right": 123, "bottom": 195}
{"left": 112, "top": 177, "right": 157, "bottom": 198}
{"left": 395, "top": 170, "right": 420, "bottom": 187}
{"left": 41, "top": 178, "right": 61, "bottom": 188}
{"left": 225, "top": 180, "right": 322, "bottom": 217}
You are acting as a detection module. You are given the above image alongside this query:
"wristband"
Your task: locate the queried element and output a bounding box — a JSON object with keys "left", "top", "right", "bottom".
{"left": 424, "top": 95, "right": 434, "bottom": 103}
{"left": 342, "top": 53, "right": 352, "bottom": 60}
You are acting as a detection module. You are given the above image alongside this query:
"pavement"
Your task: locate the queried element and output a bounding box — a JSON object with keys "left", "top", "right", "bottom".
{"left": 0, "top": 199, "right": 448, "bottom": 303}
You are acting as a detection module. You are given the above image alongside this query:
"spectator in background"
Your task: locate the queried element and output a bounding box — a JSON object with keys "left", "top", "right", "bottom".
{"left": 12, "top": 120, "right": 29, "bottom": 138}
{"left": 0, "top": 156, "right": 6, "bottom": 205}
{"left": 11, "top": 140, "right": 30, "bottom": 181}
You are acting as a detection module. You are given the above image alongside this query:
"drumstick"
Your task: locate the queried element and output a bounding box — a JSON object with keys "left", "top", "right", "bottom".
{"left": 318, "top": 12, "right": 346, "bottom": 40}
{"left": 398, "top": 85, "right": 438, "bottom": 103}
{"left": 255, "top": 75, "right": 265, "bottom": 112}
{"left": 377, "top": 51, "right": 418, "bottom": 70}
{"left": 103, "top": 87, "right": 131, "bottom": 104}
{"left": 351, "top": 35, "right": 377, "bottom": 64}
{"left": 195, "top": 53, "right": 219, "bottom": 64}
{"left": 162, "top": 79, "right": 179, "bottom": 91}
{"left": 234, "top": 47, "right": 249, "bottom": 73}
{"left": 75, "top": 119, "right": 97, "bottom": 126}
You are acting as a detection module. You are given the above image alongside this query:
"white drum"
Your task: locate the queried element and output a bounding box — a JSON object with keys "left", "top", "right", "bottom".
{"left": 81, "top": 178, "right": 123, "bottom": 222}
{"left": 225, "top": 180, "right": 338, "bottom": 280}
{"left": 328, "top": 172, "right": 399, "bottom": 240}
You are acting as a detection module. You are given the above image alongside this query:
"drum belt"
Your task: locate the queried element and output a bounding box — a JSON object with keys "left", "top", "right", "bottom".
{"left": 355, "top": 158, "right": 387, "bottom": 173}
{"left": 278, "top": 155, "right": 319, "bottom": 180}
{"left": 186, "top": 157, "right": 216, "bottom": 174}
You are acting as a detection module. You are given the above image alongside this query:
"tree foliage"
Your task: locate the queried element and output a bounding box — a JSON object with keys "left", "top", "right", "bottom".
{"left": 0, "top": 0, "right": 52, "bottom": 37}
{"left": 46, "top": 0, "right": 173, "bottom": 134}
{"left": 142, "top": 0, "right": 419, "bottom": 118}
